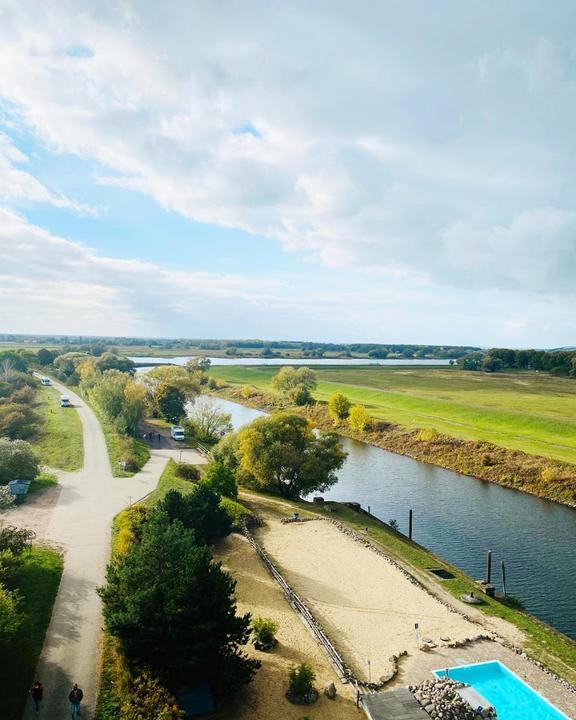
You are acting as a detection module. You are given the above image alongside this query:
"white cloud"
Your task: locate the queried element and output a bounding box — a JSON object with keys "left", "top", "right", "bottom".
{"left": 0, "top": 131, "right": 97, "bottom": 214}
{"left": 0, "top": 1, "right": 574, "bottom": 299}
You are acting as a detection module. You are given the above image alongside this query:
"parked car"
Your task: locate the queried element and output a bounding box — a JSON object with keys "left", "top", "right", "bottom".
{"left": 170, "top": 425, "right": 185, "bottom": 441}
{"left": 60, "top": 395, "right": 71, "bottom": 407}
{"left": 40, "top": 377, "right": 51, "bottom": 386}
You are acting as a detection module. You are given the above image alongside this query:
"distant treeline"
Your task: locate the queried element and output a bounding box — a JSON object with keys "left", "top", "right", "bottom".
{"left": 459, "top": 348, "right": 576, "bottom": 376}
{"left": 0, "top": 334, "right": 480, "bottom": 359}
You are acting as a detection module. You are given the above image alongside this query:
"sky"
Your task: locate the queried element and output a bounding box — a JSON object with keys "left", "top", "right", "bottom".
{"left": 0, "top": 0, "right": 575, "bottom": 348}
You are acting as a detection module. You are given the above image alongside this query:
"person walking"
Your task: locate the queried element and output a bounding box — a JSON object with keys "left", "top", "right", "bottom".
{"left": 68, "top": 684, "right": 84, "bottom": 718}
{"left": 29, "top": 680, "right": 43, "bottom": 713}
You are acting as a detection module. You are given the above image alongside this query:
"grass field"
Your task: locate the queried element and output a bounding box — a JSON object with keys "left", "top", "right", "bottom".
{"left": 209, "top": 365, "right": 576, "bottom": 464}
{"left": 0, "top": 547, "right": 63, "bottom": 719}
{"left": 34, "top": 385, "right": 84, "bottom": 471}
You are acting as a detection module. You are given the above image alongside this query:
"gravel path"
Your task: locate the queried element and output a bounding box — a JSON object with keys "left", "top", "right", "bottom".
{"left": 20, "top": 379, "right": 205, "bottom": 719}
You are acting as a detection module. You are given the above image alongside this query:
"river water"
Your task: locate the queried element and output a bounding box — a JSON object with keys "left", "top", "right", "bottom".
{"left": 203, "top": 395, "right": 576, "bottom": 641}
{"left": 130, "top": 355, "right": 453, "bottom": 367}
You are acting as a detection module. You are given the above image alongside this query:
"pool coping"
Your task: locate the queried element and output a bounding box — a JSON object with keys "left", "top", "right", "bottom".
{"left": 432, "top": 660, "right": 572, "bottom": 720}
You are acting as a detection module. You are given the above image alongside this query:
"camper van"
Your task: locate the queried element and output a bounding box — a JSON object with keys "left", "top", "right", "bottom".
{"left": 60, "top": 395, "right": 71, "bottom": 407}
{"left": 40, "top": 377, "right": 51, "bottom": 386}
{"left": 170, "top": 425, "right": 185, "bottom": 441}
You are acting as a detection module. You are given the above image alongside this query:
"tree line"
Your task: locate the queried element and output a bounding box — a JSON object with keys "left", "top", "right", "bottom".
{"left": 457, "top": 348, "right": 576, "bottom": 376}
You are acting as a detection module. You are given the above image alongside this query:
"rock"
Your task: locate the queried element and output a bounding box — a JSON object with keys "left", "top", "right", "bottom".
{"left": 324, "top": 682, "right": 337, "bottom": 699}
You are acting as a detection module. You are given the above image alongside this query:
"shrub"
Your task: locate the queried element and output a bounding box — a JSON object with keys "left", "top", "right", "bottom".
{"left": 0, "top": 438, "right": 39, "bottom": 484}
{"left": 540, "top": 466, "right": 559, "bottom": 483}
{"left": 175, "top": 463, "right": 201, "bottom": 482}
{"left": 120, "top": 670, "right": 185, "bottom": 720}
{"left": 240, "top": 385, "right": 254, "bottom": 399}
{"left": 328, "top": 392, "right": 351, "bottom": 421}
{"left": 417, "top": 427, "right": 439, "bottom": 442}
{"left": 288, "top": 663, "right": 316, "bottom": 697}
{"left": 252, "top": 617, "right": 278, "bottom": 645}
{"left": 0, "top": 486, "right": 15, "bottom": 512}
{"left": 0, "top": 584, "right": 22, "bottom": 644}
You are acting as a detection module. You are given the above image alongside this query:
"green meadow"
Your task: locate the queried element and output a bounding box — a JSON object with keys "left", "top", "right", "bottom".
{"left": 209, "top": 365, "right": 576, "bottom": 464}
{"left": 34, "top": 385, "right": 84, "bottom": 471}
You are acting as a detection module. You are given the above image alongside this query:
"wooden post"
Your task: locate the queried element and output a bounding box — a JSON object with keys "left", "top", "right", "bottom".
{"left": 501, "top": 560, "right": 507, "bottom": 597}
{"left": 486, "top": 550, "right": 492, "bottom": 584}
{"left": 409, "top": 509, "right": 413, "bottom": 540}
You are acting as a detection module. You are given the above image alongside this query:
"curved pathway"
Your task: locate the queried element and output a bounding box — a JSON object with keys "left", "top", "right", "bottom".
{"left": 22, "top": 379, "right": 205, "bottom": 719}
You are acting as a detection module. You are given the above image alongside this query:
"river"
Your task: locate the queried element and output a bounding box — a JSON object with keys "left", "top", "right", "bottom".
{"left": 203, "top": 395, "right": 576, "bottom": 641}
{"left": 130, "top": 355, "right": 453, "bottom": 367}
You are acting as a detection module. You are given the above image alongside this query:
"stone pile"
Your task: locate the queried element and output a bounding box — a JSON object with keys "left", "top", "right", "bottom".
{"left": 408, "top": 677, "right": 496, "bottom": 720}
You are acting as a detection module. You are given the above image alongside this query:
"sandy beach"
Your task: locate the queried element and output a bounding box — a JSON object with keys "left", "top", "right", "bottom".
{"left": 213, "top": 533, "right": 361, "bottom": 720}
{"left": 258, "top": 517, "right": 479, "bottom": 682}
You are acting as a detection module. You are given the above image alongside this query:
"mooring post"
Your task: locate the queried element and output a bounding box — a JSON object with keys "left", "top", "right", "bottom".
{"left": 501, "top": 560, "right": 507, "bottom": 597}
{"left": 409, "top": 509, "right": 413, "bottom": 540}
{"left": 486, "top": 550, "right": 492, "bottom": 584}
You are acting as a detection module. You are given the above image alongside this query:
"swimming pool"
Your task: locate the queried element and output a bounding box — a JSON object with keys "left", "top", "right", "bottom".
{"left": 433, "top": 661, "right": 571, "bottom": 720}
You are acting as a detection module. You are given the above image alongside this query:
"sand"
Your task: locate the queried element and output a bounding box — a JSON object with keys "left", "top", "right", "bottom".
{"left": 213, "top": 533, "right": 361, "bottom": 720}
{"left": 258, "top": 517, "right": 478, "bottom": 683}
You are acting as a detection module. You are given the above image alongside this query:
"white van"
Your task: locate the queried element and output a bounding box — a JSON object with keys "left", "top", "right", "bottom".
{"left": 40, "top": 377, "right": 51, "bottom": 386}
{"left": 170, "top": 425, "right": 185, "bottom": 441}
{"left": 60, "top": 395, "right": 71, "bottom": 407}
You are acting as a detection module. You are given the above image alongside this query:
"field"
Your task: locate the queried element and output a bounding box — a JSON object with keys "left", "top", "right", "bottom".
{"left": 209, "top": 366, "right": 576, "bottom": 464}
{"left": 34, "top": 385, "right": 84, "bottom": 471}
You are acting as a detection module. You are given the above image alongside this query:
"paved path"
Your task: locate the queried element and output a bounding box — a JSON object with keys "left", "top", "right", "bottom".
{"left": 22, "top": 379, "right": 206, "bottom": 719}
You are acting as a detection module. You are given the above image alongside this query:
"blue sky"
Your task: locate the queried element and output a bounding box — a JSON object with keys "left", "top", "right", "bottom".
{"left": 0, "top": 1, "right": 575, "bottom": 346}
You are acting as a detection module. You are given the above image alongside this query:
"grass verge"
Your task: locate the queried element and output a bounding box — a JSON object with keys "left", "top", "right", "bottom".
{"left": 34, "top": 385, "right": 83, "bottom": 471}
{"left": 29, "top": 471, "right": 58, "bottom": 495}
{"left": 241, "top": 490, "right": 576, "bottom": 686}
{"left": 89, "top": 403, "right": 150, "bottom": 478}
{"left": 0, "top": 547, "right": 63, "bottom": 719}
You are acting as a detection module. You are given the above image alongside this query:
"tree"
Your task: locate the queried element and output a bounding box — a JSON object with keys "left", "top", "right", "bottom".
{"left": 155, "top": 383, "right": 186, "bottom": 423}
{"left": 99, "top": 512, "right": 259, "bottom": 692}
{"left": 145, "top": 366, "right": 200, "bottom": 401}
{"left": 211, "top": 433, "right": 241, "bottom": 471}
{"left": 271, "top": 367, "right": 317, "bottom": 405}
{"left": 328, "top": 392, "right": 351, "bottom": 421}
{"left": 185, "top": 398, "right": 232, "bottom": 443}
{"left": 92, "top": 370, "right": 129, "bottom": 421}
{"left": 0, "top": 438, "right": 39, "bottom": 484}
{"left": 94, "top": 352, "right": 136, "bottom": 374}
{"left": 0, "top": 352, "right": 28, "bottom": 374}
{"left": 37, "top": 348, "right": 57, "bottom": 366}
{"left": 156, "top": 487, "right": 232, "bottom": 544}
{"left": 237, "top": 413, "right": 346, "bottom": 498}
{"left": 348, "top": 405, "right": 370, "bottom": 432}
{"left": 121, "top": 381, "right": 148, "bottom": 435}
{"left": 456, "top": 352, "right": 485, "bottom": 371}
{"left": 53, "top": 352, "right": 89, "bottom": 378}
{"left": 202, "top": 462, "right": 238, "bottom": 499}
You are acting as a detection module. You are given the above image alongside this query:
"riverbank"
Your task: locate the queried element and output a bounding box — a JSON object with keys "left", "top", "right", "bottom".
{"left": 210, "top": 383, "right": 576, "bottom": 507}
{"left": 240, "top": 490, "right": 576, "bottom": 696}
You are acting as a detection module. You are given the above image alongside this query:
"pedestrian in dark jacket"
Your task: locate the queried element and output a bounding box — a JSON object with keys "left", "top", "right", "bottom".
{"left": 68, "top": 684, "right": 84, "bottom": 718}
{"left": 30, "top": 681, "right": 43, "bottom": 713}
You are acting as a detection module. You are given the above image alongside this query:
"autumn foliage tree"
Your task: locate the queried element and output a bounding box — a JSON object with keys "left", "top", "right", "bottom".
{"left": 348, "top": 404, "right": 370, "bottom": 432}
{"left": 328, "top": 392, "right": 351, "bottom": 422}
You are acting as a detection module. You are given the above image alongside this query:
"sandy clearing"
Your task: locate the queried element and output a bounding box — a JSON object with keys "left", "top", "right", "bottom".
{"left": 213, "top": 533, "right": 361, "bottom": 720}
{"left": 258, "top": 518, "right": 478, "bottom": 682}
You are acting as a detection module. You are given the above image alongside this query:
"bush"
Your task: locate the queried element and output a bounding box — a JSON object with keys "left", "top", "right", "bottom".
{"left": 175, "top": 463, "right": 201, "bottom": 482}
{"left": 347, "top": 405, "right": 370, "bottom": 432}
{"left": 0, "top": 487, "right": 15, "bottom": 512}
{"left": 416, "top": 427, "right": 439, "bottom": 442}
{"left": 252, "top": 617, "right": 278, "bottom": 645}
{"left": 0, "top": 438, "right": 39, "bottom": 484}
{"left": 240, "top": 385, "right": 253, "bottom": 399}
{"left": 120, "top": 670, "right": 185, "bottom": 720}
{"left": 540, "top": 465, "right": 559, "bottom": 483}
{"left": 288, "top": 663, "right": 316, "bottom": 697}
{"left": 0, "top": 584, "right": 22, "bottom": 645}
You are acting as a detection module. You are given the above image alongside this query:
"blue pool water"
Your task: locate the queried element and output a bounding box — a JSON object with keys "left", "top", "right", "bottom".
{"left": 434, "top": 662, "right": 570, "bottom": 720}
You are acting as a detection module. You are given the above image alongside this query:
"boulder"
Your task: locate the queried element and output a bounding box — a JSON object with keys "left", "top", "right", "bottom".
{"left": 324, "top": 682, "right": 337, "bottom": 699}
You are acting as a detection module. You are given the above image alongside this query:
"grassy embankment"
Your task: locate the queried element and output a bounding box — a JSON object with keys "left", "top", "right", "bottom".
{"left": 0, "top": 548, "right": 64, "bottom": 719}
{"left": 34, "top": 385, "right": 84, "bottom": 471}
{"left": 241, "top": 490, "right": 576, "bottom": 687}
{"left": 95, "top": 459, "right": 252, "bottom": 720}
{"left": 85, "top": 399, "right": 150, "bottom": 478}
{"left": 209, "top": 366, "right": 576, "bottom": 506}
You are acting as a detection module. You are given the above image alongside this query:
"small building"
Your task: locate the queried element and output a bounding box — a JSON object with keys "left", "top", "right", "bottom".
{"left": 8, "top": 480, "right": 32, "bottom": 496}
